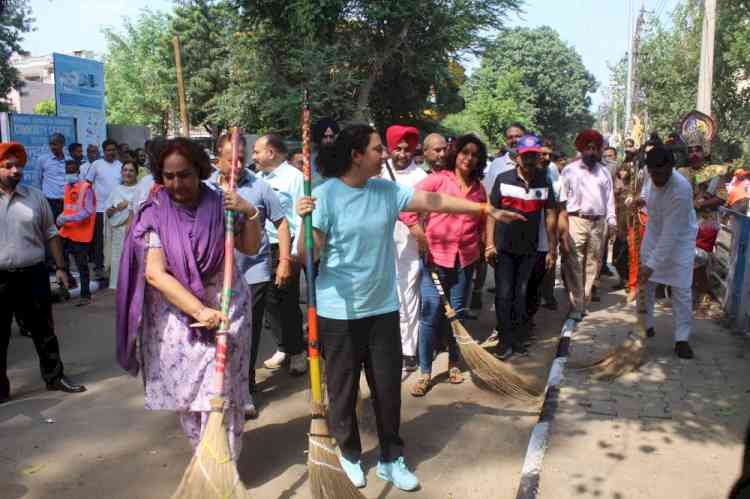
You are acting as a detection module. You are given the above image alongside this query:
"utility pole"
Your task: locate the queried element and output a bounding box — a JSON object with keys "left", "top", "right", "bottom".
{"left": 624, "top": 2, "right": 645, "bottom": 139}
{"left": 172, "top": 36, "right": 190, "bottom": 138}
{"left": 697, "top": 0, "right": 717, "bottom": 115}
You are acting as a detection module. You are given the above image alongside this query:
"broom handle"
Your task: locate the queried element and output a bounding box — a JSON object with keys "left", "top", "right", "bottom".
{"left": 214, "top": 126, "right": 240, "bottom": 395}
{"left": 302, "top": 90, "right": 323, "bottom": 405}
{"left": 429, "top": 270, "right": 458, "bottom": 320}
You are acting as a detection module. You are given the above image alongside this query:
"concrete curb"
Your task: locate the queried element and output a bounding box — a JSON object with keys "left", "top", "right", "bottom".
{"left": 515, "top": 318, "right": 576, "bottom": 499}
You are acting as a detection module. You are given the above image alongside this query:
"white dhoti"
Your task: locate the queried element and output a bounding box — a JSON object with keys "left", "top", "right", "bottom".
{"left": 396, "top": 250, "right": 421, "bottom": 356}
{"left": 642, "top": 280, "right": 692, "bottom": 342}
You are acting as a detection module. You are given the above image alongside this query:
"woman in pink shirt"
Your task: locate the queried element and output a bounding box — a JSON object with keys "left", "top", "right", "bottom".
{"left": 402, "top": 134, "right": 488, "bottom": 396}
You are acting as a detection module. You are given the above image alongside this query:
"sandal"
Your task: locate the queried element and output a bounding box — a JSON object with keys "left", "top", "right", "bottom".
{"left": 448, "top": 366, "right": 464, "bottom": 384}
{"left": 410, "top": 374, "right": 431, "bottom": 397}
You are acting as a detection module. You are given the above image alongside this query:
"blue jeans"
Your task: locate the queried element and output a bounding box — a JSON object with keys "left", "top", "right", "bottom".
{"left": 494, "top": 251, "right": 537, "bottom": 350}
{"left": 418, "top": 260, "right": 475, "bottom": 375}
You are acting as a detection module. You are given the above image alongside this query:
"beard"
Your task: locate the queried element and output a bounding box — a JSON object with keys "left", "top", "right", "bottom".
{"left": 0, "top": 174, "right": 20, "bottom": 191}
{"left": 582, "top": 154, "right": 600, "bottom": 167}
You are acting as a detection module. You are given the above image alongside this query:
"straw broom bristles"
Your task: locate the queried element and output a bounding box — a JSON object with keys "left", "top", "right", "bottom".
{"left": 308, "top": 402, "right": 366, "bottom": 499}
{"left": 449, "top": 314, "right": 542, "bottom": 400}
{"left": 569, "top": 316, "right": 646, "bottom": 381}
{"left": 171, "top": 397, "right": 251, "bottom": 499}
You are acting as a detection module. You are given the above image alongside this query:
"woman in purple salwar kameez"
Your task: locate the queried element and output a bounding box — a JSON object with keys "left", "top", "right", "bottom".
{"left": 116, "top": 138, "right": 262, "bottom": 460}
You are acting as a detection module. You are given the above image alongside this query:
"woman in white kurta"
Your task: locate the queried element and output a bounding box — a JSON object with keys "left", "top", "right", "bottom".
{"left": 106, "top": 161, "right": 139, "bottom": 289}
{"left": 640, "top": 146, "right": 698, "bottom": 358}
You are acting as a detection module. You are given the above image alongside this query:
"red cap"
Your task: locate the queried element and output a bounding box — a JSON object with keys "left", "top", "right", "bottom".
{"left": 386, "top": 125, "right": 420, "bottom": 154}
{"left": 0, "top": 142, "right": 28, "bottom": 166}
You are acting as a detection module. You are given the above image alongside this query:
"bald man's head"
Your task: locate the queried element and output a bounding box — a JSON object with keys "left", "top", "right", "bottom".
{"left": 423, "top": 133, "right": 448, "bottom": 170}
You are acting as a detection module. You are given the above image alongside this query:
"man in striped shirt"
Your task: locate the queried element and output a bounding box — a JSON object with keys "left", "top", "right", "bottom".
{"left": 486, "top": 135, "right": 557, "bottom": 359}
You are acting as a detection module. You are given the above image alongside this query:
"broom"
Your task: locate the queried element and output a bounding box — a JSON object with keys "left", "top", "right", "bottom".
{"left": 300, "top": 90, "right": 365, "bottom": 499}
{"left": 570, "top": 165, "right": 647, "bottom": 380}
{"left": 428, "top": 271, "right": 542, "bottom": 400}
{"left": 171, "top": 128, "right": 251, "bottom": 499}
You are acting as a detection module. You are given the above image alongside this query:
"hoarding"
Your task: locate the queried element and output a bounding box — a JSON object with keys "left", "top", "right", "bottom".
{"left": 53, "top": 53, "right": 106, "bottom": 150}
{"left": 5, "top": 113, "right": 76, "bottom": 186}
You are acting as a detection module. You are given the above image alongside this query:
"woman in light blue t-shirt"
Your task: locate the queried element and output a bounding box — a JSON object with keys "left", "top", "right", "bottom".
{"left": 296, "top": 124, "right": 523, "bottom": 492}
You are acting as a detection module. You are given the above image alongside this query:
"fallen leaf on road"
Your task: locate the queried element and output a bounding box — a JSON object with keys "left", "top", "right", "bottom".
{"left": 20, "top": 464, "right": 45, "bottom": 475}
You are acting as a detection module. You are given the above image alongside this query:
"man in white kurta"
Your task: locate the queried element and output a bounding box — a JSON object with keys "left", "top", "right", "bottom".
{"left": 640, "top": 145, "right": 698, "bottom": 359}
{"left": 383, "top": 125, "right": 427, "bottom": 375}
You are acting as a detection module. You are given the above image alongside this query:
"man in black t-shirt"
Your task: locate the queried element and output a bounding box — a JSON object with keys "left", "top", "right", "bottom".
{"left": 486, "top": 135, "right": 557, "bottom": 359}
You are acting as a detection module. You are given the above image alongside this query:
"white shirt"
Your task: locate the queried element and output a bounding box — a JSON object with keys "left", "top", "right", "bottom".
{"left": 381, "top": 161, "right": 428, "bottom": 261}
{"left": 538, "top": 162, "right": 566, "bottom": 252}
{"left": 257, "top": 161, "right": 304, "bottom": 244}
{"left": 640, "top": 171, "right": 698, "bottom": 288}
{"left": 132, "top": 174, "right": 155, "bottom": 211}
{"left": 86, "top": 159, "right": 122, "bottom": 213}
{"left": 483, "top": 153, "right": 515, "bottom": 194}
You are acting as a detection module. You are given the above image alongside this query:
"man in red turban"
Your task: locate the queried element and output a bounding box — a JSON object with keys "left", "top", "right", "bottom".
{"left": 382, "top": 125, "right": 426, "bottom": 377}
{"left": 560, "top": 129, "right": 616, "bottom": 319}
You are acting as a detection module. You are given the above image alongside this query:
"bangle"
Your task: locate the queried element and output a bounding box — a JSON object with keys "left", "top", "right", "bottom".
{"left": 479, "top": 203, "right": 488, "bottom": 217}
{"left": 279, "top": 256, "right": 292, "bottom": 263}
{"left": 247, "top": 207, "right": 260, "bottom": 221}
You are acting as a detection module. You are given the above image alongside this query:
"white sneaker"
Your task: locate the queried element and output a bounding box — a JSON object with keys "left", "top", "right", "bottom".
{"left": 288, "top": 353, "right": 308, "bottom": 375}
{"left": 264, "top": 350, "right": 287, "bottom": 369}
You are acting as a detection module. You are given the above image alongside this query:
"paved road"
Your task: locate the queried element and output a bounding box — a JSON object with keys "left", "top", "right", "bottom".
{"left": 1, "top": 272, "right": 747, "bottom": 499}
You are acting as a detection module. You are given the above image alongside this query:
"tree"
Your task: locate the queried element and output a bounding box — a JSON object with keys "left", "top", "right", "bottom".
{"left": 103, "top": 10, "right": 176, "bottom": 135}
{"left": 238, "top": 0, "right": 522, "bottom": 132}
{"left": 33, "top": 98, "right": 55, "bottom": 116}
{"left": 171, "top": 0, "right": 240, "bottom": 137}
{"left": 0, "top": 0, "right": 34, "bottom": 111}
{"left": 462, "top": 26, "right": 597, "bottom": 149}
{"left": 602, "top": 1, "right": 750, "bottom": 160}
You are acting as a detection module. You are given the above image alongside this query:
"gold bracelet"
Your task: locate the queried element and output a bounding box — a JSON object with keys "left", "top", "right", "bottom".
{"left": 480, "top": 203, "right": 488, "bottom": 217}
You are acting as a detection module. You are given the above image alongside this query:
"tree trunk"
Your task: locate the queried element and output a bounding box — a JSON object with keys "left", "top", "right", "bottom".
{"left": 353, "top": 20, "right": 413, "bottom": 122}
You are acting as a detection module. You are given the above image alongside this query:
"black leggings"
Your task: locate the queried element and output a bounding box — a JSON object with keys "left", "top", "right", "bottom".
{"left": 319, "top": 311, "right": 403, "bottom": 462}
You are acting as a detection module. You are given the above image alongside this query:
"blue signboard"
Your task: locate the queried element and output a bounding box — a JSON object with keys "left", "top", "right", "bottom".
{"left": 8, "top": 113, "right": 77, "bottom": 186}
{"left": 53, "top": 53, "right": 106, "bottom": 151}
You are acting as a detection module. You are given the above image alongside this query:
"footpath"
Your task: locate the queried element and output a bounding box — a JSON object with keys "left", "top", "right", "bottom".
{"left": 539, "top": 288, "right": 750, "bottom": 499}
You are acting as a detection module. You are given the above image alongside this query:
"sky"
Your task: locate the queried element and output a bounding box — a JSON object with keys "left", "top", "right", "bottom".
{"left": 20, "top": 0, "right": 678, "bottom": 110}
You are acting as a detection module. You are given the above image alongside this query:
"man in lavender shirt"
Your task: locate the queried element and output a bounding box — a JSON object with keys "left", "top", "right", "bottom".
{"left": 560, "top": 129, "right": 616, "bottom": 320}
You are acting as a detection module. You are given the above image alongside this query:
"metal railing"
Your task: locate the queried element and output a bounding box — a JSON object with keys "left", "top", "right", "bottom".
{"left": 717, "top": 207, "right": 750, "bottom": 336}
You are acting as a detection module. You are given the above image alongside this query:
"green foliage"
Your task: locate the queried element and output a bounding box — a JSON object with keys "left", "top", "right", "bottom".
{"left": 33, "top": 99, "right": 55, "bottom": 116}
{"left": 465, "top": 70, "right": 536, "bottom": 146}
{"left": 0, "top": 0, "right": 34, "bottom": 111}
{"left": 103, "top": 10, "right": 176, "bottom": 135}
{"left": 450, "top": 26, "right": 596, "bottom": 149}
{"left": 603, "top": 0, "right": 750, "bottom": 160}
{"left": 102, "top": 0, "right": 523, "bottom": 138}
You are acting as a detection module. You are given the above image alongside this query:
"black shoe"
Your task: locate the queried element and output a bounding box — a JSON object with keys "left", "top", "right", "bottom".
{"left": 470, "top": 291, "right": 483, "bottom": 310}
{"left": 646, "top": 327, "right": 655, "bottom": 338}
{"left": 0, "top": 377, "right": 8, "bottom": 404}
{"left": 494, "top": 346, "right": 514, "bottom": 361}
{"left": 541, "top": 298, "right": 558, "bottom": 311}
{"left": 590, "top": 287, "right": 601, "bottom": 302}
{"left": 601, "top": 267, "right": 613, "bottom": 277}
{"left": 46, "top": 376, "right": 86, "bottom": 393}
{"left": 402, "top": 355, "right": 418, "bottom": 372}
{"left": 675, "top": 341, "right": 694, "bottom": 359}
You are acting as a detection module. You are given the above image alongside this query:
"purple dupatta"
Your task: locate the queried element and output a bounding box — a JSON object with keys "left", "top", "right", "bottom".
{"left": 115, "top": 184, "right": 225, "bottom": 375}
